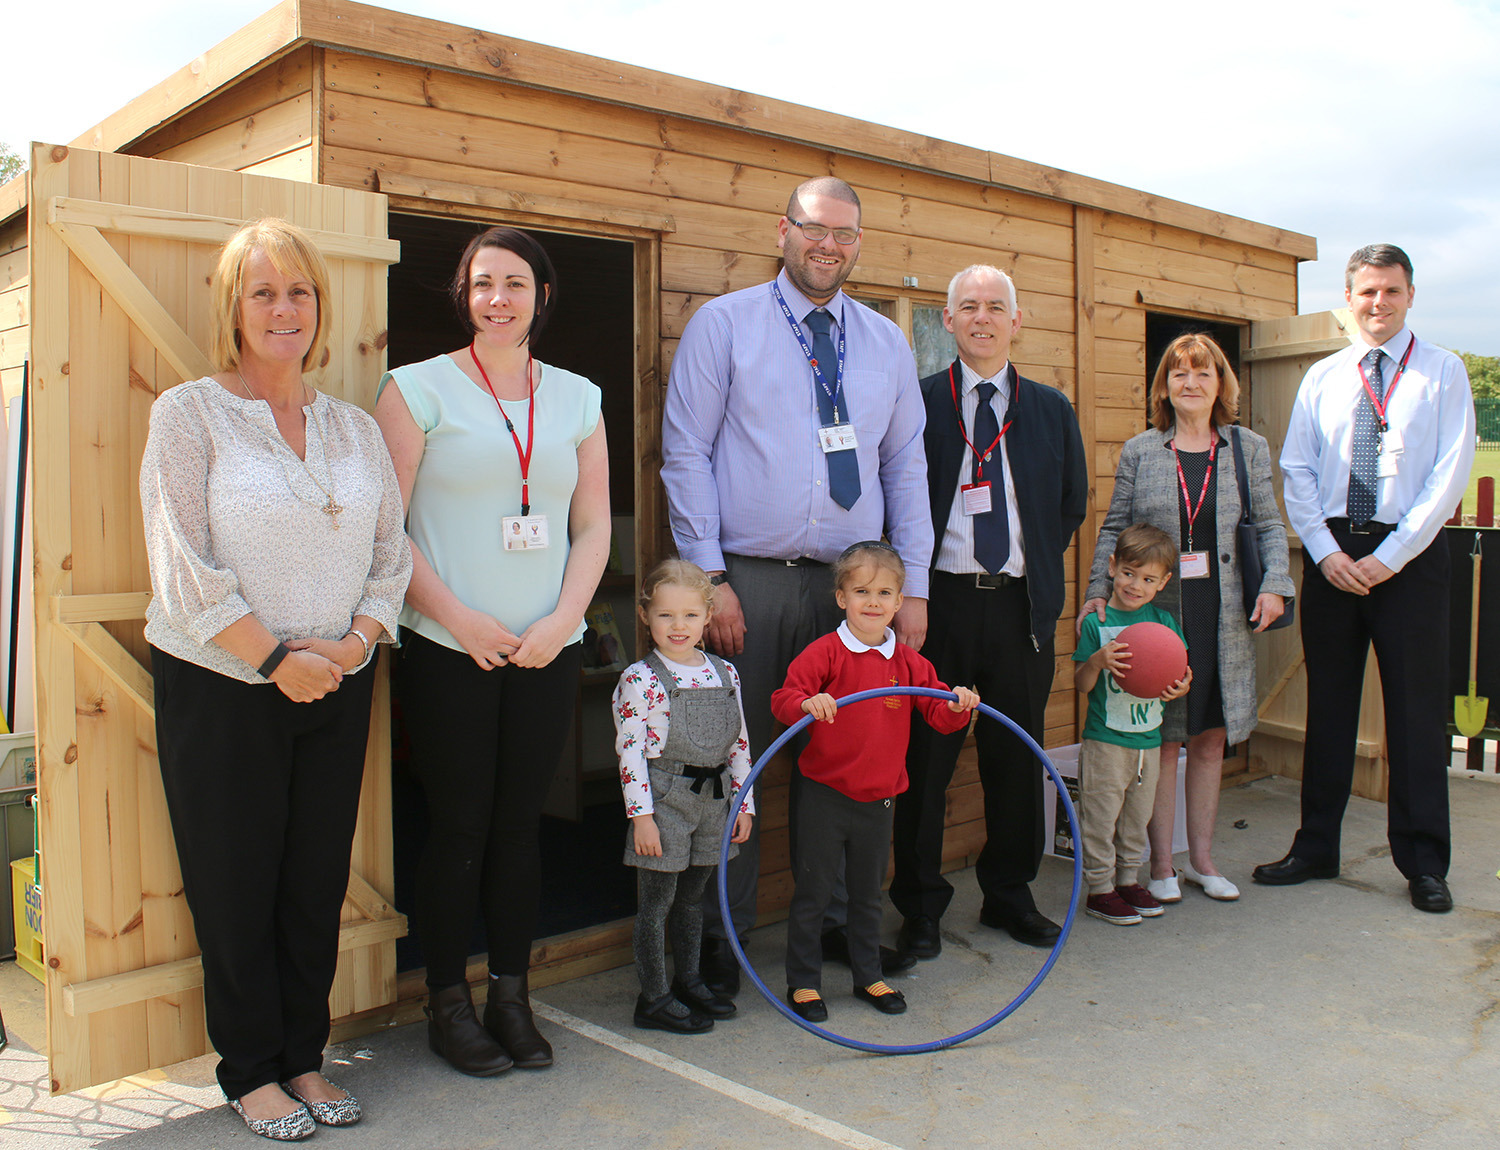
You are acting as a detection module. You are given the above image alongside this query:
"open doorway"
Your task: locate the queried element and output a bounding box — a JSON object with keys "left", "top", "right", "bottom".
{"left": 385, "top": 213, "right": 642, "bottom": 970}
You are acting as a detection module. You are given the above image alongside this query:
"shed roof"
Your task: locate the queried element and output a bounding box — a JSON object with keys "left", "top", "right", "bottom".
{"left": 7, "top": 0, "right": 1315, "bottom": 261}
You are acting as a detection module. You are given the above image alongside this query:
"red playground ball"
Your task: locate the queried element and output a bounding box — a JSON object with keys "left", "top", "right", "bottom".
{"left": 1113, "top": 622, "right": 1187, "bottom": 699}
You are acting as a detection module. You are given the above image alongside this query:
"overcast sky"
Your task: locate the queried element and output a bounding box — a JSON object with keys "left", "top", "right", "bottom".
{"left": 5, "top": 0, "right": 1497, "bottom": 354}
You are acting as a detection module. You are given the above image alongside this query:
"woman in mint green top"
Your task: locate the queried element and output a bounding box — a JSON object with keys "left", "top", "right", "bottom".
{"left": 375, "top": 227, "right": 610, "bottom": 1078}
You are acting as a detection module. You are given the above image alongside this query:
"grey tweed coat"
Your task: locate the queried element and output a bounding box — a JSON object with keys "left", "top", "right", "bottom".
{"left": 1085, "top": 426, "right": 1295, "bottom": 745}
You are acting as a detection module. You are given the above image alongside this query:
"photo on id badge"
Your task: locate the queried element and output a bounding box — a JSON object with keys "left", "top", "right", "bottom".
{"left": 503, "top": 514, "right": 549, "bottom": 550}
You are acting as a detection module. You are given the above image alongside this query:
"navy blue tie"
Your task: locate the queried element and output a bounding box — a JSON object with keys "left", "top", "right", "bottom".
{"left": 973, "top": 380, "right": 1010, "bottom": 574}
{"left": 1348, "top": 348, "right": 1385, "bottom": 526}
{"left": 805, "top": 309, "right": 861, "bottom": 510}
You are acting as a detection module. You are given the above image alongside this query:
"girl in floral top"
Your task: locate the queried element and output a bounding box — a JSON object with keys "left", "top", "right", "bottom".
{"left": 613, "top": 560, "right": 754, "bottom": 1034}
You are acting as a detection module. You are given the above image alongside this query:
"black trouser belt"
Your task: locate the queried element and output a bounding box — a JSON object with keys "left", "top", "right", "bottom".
{"left": 934, "top": 570, "right": 1026, "bottom": 590}
{"left": 1326, "top": 517, "right": 1396, "bottom": 537}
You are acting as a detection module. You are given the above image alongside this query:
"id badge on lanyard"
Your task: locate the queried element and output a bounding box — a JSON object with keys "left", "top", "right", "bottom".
{"left": 502, "top": 514, "right": 550, "bottom": 550}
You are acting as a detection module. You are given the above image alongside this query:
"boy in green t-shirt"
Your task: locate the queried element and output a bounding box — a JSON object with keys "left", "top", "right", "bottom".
{"left": 1073, "top": 523, "right": 1192, "bottom": 925}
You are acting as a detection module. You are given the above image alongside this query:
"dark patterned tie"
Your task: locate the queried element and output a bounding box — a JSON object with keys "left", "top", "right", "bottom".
{"left": 972, "top": 380, "right": 1010, "bottom": 574}
{"left": 804, "top": 309, "right": 860, "bottom": 510}
{"left": 1347, "top": 348, "right": 1386, "bottom": 526}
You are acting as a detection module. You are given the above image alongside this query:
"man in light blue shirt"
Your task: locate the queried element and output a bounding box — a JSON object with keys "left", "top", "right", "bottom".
{"left": 1255, "top": 244, "right": 1474, "bottom": 914}
{"left": 662, "top": 177, "right": 932, "bottom": 990}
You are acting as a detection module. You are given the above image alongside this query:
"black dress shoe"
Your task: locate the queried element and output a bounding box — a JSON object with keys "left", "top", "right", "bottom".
{"left": 672, "top": 976, "right": 737, "bottom": 1018}
{"left": 820, "top": 927, "right": 917, "bottom": 973}
{"left": 978, "top": 907, "right": 1061, "bottom": 948}
{"left": 853, "top": 985, "right": 908, "bottom": 1015}
{"left": 699, "top": 937, "right": 741, "bottom": 998}
{"left": 1408, "top": 874, "right": 1453, "bottom": 913}
{"left": 786, "top": 989, "right": 828, "bottom": 1023}
{"left": 1251, "top": 853, "right": 1339, "bottom": 885}
{"left": 897, "top": 915, "right": 942, "bottom": 959}
{"left": 634, "top": 993, "right": 713, "bottom": 1034}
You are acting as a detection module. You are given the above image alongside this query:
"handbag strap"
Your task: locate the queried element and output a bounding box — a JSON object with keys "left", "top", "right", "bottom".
{"left": 1230, "top": 426, "right": 1253, "bottom": 527}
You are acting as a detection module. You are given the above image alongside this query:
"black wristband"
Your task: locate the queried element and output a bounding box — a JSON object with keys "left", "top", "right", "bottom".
{"left": 709, "top": 573, "right": 729, "bottom": 586}
{"left": 258, "top": 642, "right": 292, "bottom": 679}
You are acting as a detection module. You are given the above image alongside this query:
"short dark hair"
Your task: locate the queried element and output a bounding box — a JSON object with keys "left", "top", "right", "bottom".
{"left": 785, "top": 177, "right": 861, "bottom": 223}
{"left": 450, "top": 226, "right": 559, "bottom": 342}
{"left": 1345, "top": 244, "right": 1413, "bottom": 290}
{"left": 832, "top": 539, "right": 904, "bottom": 590}
{"left": 1112, "top": 523, "right": 1178, "bottom": 574}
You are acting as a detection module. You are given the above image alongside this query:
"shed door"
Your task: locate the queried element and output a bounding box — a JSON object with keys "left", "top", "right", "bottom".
{"left": 1243, "top": 310, "right": 1388, "bottom": 787}
{"left": 27, "top": 143, "right": 402, "bottom": 1094}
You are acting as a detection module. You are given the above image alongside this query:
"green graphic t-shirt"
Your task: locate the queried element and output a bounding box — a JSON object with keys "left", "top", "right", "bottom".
{"left": 1073, "top": 602, "right": 1186, "bottom": 749}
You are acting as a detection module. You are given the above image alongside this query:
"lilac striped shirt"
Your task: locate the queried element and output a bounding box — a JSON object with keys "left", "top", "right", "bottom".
{"left": 662, "top": 271, "right": 933, "bottom": 598}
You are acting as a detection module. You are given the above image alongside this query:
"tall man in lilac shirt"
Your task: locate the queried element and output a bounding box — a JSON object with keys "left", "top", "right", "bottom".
{"left": 662, "top": 177, "right": 933, "bottom": 993}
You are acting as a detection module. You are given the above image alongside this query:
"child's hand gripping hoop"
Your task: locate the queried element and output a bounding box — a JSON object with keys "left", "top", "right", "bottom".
{"left": 718, "top": 686, "right": 1083, "bottom": 1054}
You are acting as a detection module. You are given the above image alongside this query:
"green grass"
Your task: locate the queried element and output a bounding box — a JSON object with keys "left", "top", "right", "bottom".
{"left": 1462, "top": 450, "right": 1500, "bottom": 522}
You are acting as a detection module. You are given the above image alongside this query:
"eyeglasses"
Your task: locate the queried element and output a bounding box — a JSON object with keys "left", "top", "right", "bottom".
{"left": 786, "top": 216, "right": 861, "bottom": 246}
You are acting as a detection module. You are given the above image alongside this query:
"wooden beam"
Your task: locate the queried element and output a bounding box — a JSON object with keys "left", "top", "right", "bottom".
{"left": 374, "top": 170, "right": 675, "bottom": 235}
{"left": 1254, "top": 717, "right": 1381, "bottom": 759}
{"left": 0, "top": 174, "right": 25, "bottom": 230}
{"left": 59, "top": 622, "right": 155, "bottom": 719}
{"left": 52, "top": 592, "right": 152, "bottom": 624}
{"left": 61, "top": 912, "right": 407, "bottom": 1017}
{"left": 50, "top": 197, "right": 400, "bottom": 264}
{"left": 46, "top": 215, "right": 214, "bottom": 385}
{"left": 1242, "top": 336, "right": 1352, "bottom": 363}
{"left": 1134, "top": 286, "right": 1259, "bottom": 322}
{"left": 344, "top": 870, "right": 393, "bottom": 919}
{"left": 1073, "top": 207, "right": 1098, "bottom": 741}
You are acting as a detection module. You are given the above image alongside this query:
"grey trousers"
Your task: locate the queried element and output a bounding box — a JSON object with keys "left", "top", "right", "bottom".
{"left": 702, "top": 554, "right": 842, "bottom": 941}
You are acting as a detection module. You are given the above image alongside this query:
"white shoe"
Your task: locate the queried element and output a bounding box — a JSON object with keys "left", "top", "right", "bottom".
{"left": 1182, "top": 861, "right": 1240, "bottom": 900}
{"left": 1145, "top": 871, "right": 1182, "bottom": 903}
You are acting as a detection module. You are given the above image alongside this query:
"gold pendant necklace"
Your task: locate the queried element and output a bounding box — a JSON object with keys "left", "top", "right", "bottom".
{"left": 238, "top": 372, "right": 343, "bottom": 528}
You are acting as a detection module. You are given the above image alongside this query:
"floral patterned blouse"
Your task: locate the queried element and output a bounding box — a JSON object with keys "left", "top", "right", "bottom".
{"left": 612, "top": 653, "right": 755, "bottom": 818}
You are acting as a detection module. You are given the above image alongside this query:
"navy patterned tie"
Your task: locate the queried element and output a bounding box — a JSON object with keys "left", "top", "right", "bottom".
{"left": 804, "top": 309, "right": 860, "bottom": 510}
{"left": 1347, "top": 348, "right": 1385, "bottom": 526}
{"left": 972, "top": 380, "right": 1010, "bottom": 574}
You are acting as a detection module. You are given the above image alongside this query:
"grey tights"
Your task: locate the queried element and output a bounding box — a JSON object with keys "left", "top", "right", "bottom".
{"left": 634, "top": 865, "right": 712, "bottom": 1005}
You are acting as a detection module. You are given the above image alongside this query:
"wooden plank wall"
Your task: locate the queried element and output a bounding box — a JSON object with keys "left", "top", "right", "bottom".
{"left": 0, "top": 213, "right": 27, "bottom": 410}
{"left": 124, "top": 45, "right": 1303, "bottom": 930}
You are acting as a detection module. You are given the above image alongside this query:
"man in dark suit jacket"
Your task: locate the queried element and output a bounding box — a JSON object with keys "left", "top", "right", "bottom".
{"left": 891, "top": 264, "right": 1088, "bottom": 955}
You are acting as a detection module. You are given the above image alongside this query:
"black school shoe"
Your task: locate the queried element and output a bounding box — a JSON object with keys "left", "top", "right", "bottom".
{"left": 699, "top": 937, "right": 742, "bottom": 998}
{"left": 854, "top": 984, "right": 908, "bottom": 1014}
{"left": 786, "top": 988, "right": 828, "bottom": 1023}
{"left": 672, "top": 976, "right": 737, "bottom": 1018}
{"left": 634, "top": 993, "right": 713, "bottom": 1034}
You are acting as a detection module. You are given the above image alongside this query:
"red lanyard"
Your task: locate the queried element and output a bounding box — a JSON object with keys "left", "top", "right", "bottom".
{"left": 470, "top": 342, "right": 536, "bottom": 516}
{"left": 1356, "top": 336, "right": 1415, "bottom": 431}
{"left": 949, "top": 364, "right": 1013, "bottom": 484}
{"left": 1170, "top": 437, "right": 1216, "bottom": 551}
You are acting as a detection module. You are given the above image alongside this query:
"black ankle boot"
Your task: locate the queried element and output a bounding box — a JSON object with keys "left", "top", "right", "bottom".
{"left": 425, "top": 983, "right": 512, "bottom": 1077}
{"left": 484, "top": 973, "right": 554, "bottom": 1068}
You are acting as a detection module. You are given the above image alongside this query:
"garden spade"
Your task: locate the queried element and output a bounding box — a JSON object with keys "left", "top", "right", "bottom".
{"left": 1456, "top": 533, "right": 1488, "bottom": 737}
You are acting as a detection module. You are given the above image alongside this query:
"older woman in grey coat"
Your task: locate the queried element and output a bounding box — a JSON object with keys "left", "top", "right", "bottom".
{"left": 1079, "top": 334, "right": 1293, "bottom": 903}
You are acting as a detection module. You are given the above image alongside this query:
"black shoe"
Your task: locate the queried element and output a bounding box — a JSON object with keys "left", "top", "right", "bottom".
{"left": 854, "top": 984, "right": 908, "bottom": 1015}
{"left": 1251, "top": 853, "right": 1339, "bottom": 886}
{"left": 820, "top": 927, "right": 917, "bottom": 973}
{"left": 672, "top": 976, "right": 737, "bottom": 1018}
{"left": 786, "top": 988, "right": 828, "bottom": 1023}
{"left": 1408, "top": 874, "right": 1453, "bottom": 913}
{"left": 897, "top": 915, "right": 942, "bottom": 959}
{"left": 699, "top": 937, "right": 742, "bottom": 998}
{"left": 426, "top": 984, "right": 513, "bottom": 1077}
{"left": 978, "top": 907, "right": 1061, "bottom": 948}
{"left": 634, "top": 993, "right": 713, "bottom": 1034}
{"left": 483, "top": 973, "right": 553, "bottom": 1068}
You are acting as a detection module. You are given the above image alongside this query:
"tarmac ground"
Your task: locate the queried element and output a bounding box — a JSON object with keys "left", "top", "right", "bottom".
{"left": 2, "top": 772, "right": 1498, "bottom": 1150}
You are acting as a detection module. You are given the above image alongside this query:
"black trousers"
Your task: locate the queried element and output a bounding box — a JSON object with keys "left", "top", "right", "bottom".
{"left": 1293, "top": 529, "right": 1451, "bottom": 877}
{"left": 892, "top": 575, "right": 1051, "bottom": 921}
{"left": 152, "top": 646, "right": 376, "bottom": 1101}
{"left": 399, "top": 631, "right": 582, "bottom": 987}
{"left": 785, "top": 776, "right": 894, "bottom": 990}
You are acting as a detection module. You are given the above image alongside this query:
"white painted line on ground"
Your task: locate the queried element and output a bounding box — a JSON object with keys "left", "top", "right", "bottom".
{"left": 531, "top": 1001, "right": 905, "bottom": 1150}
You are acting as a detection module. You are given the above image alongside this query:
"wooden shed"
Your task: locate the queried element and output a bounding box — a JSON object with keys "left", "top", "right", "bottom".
{"left": 0, "top": 0, "right": 1327, "bottom": 1094}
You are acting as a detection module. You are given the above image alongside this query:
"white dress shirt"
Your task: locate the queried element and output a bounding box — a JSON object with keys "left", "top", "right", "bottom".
{"left": 934, "top": 359, "right": 1026, "bottom": 576}
{"left": 1281, "top": 327, "right": 1475, "bottom": 571}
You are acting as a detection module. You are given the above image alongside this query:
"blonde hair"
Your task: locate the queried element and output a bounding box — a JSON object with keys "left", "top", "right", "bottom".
{"left": 209, "top": 218, "right": 332, "bottom": 375}
{"left": 638, "top": 559, "right": 715, "bottom": 617}
{"left": 832, "top": 540, "right": 905, "bottom": 591}
{"left": 1149, "top": 333, "right": 1240, "bottom": 432}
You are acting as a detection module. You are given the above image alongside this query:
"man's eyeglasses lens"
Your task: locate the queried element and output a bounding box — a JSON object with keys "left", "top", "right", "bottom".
{"left": 788, "top": 217, "right": 860, "bottom": 246}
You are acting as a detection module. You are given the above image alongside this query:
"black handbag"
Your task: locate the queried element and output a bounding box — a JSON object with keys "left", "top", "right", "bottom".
{"left": 1230, "top": 427, "right": 1295, "bottom": 632}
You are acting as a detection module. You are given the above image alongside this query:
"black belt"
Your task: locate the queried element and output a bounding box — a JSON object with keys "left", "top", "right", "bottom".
{"left": 658, "top": 762, "right": 728, "bottom": 799}
{"left": 1327, "top": 517, "right": 1396, "bottom": 537}
{"left": 935, "top": 570, "right": 1025, "bottom": 590}
{"left": 726, "top": 553, "right": 827, "bottom": 569}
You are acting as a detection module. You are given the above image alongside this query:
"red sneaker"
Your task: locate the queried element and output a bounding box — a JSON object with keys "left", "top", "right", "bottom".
{"left": 1115, "top": 883, "right": 1165, "bottom": 917}
{"left": 1085, "top": 891, "right": 1142, "bottom": 925}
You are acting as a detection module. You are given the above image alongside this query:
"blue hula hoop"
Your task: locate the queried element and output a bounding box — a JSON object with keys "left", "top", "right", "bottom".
{"left": 718, "top": 686, "right": 1083, "bottom": 1055}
